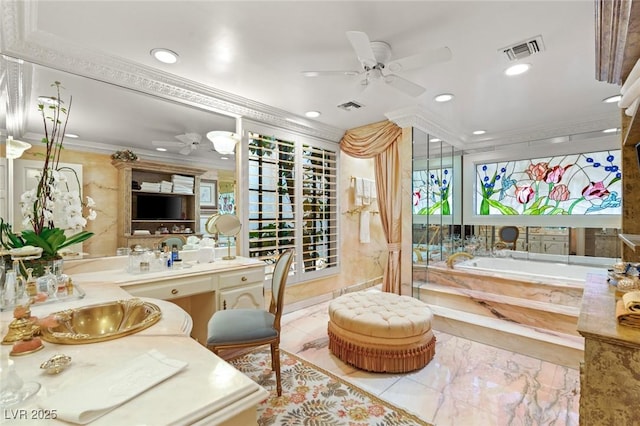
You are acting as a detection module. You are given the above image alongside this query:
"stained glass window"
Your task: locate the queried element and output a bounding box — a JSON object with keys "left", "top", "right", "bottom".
{"left": 413, "top": 167, "right": 453, "bottom": 215}
{"left": 474, "top": 149, "right": 622, "bottom": 216}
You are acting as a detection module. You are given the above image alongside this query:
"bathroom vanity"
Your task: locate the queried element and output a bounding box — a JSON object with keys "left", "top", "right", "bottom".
{"left": 64, "top": 254, "right": 266, "bottom": 344}
{"left": 0, "top": 275, "right": 269, "bottom": 425}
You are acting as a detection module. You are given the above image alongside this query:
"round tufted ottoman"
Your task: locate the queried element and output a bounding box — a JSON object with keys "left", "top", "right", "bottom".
{"left": 327, "top": 291, "right": 436, "bottom": 373}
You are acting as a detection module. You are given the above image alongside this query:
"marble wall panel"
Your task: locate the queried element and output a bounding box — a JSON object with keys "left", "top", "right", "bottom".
{"left": 19, "top": 147, "right": 118, "bottom": 258}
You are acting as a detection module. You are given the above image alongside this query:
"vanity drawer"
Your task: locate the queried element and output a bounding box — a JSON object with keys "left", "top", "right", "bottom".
{"left": 218, "top": 267, "right": 265, "bottom": 289}
{"left": 124, "top": 275, "right": 214, "bottom": 300}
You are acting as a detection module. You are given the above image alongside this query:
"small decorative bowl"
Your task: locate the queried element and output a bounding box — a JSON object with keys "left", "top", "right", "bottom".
{"left": 40, "top": 354, "right": 72, "bottom": 374}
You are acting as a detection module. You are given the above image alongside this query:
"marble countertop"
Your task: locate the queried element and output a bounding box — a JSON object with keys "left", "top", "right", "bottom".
{"left": 577, "top": 272, "right": 640, "bottom": 349}
{"left": 64, "top": 254, "right": 264, "bottom": 288}
{"left": 0, "top": 278, "right": 268, "bottom": 425}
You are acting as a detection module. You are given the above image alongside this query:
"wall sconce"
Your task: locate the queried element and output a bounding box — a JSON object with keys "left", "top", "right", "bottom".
{"left": 6, "top": 136, "right": 32, "bottom": 159}
{"left": 206, "top": 131, "right": 239, "bottom": 155}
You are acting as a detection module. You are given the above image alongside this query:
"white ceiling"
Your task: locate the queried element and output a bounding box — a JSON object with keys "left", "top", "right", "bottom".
{"left": 0, "top": 0, "right": 622, "bottom": 168}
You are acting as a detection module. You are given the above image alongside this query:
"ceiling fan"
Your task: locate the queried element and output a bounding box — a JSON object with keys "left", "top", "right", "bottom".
{"left": 302, "top": 31, "right": 452, "bottom": 97}
{"left": 152, "top": 132, "right": 203, "bottom": 155}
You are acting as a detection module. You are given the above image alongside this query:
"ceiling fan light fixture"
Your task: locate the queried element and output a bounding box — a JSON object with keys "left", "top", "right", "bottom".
{"left": 434, "top": 93, "right": 454, "bottom": 103}
{"left": 207, "top": 131, "right": 239, "bottom": 155}
{"left": 6, "top": 136, "right": 32, "bottom": 159}
{"left": 305, "top": 111, "right": 321, "bottom": 118}
{"left": 150, "top": 48, "right": 179, "bottom": 64}
{"left": 505, "top": 63, "right": 531, "bottom": 76}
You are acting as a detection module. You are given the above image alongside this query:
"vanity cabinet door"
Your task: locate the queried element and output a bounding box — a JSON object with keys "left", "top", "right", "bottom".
{"left": 218, "top": 283, "right": 264, "bottom": 310}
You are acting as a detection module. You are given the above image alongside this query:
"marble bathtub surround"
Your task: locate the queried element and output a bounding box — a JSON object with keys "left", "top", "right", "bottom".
{"left": 413, "top": 263, "right": 585, "bottom": 368}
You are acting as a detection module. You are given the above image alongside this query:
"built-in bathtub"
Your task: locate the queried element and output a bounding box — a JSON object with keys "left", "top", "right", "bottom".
{"left": 455, "top": 256, "right": 601, "bottom": 286}
{"left": 413, "top": 254, "right": 611, "bottom": 367}
{"left": 415, "top": 254, "right": 605, "bottom": 308}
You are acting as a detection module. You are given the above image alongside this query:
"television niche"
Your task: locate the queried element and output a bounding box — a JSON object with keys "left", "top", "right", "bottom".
{"left": 134, "top": 194, "right": 184, "bottom": 220}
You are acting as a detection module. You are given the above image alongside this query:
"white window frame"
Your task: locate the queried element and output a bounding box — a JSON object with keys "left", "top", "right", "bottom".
{"left": 239, "top": 120, "right": 340, "bottom": 285}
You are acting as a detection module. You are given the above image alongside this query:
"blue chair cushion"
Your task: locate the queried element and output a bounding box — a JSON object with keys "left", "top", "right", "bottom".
{"left": 207, "top": 309, "right": 277, "bottom": 346}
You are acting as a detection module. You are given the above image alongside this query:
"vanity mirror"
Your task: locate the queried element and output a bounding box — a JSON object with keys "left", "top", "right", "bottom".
{"left": 205, "top": 214, "right": 242, "bottom": 260}
{"left": 2, "top": 59, "right": 239, "bottom": 259}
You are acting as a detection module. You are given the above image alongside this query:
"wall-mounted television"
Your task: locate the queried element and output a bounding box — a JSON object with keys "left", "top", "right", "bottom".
{"left": 135, "top": 195, "right": 183, "bottom": 220}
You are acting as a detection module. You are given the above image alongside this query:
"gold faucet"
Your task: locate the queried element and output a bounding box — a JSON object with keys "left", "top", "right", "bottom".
{"left": 446, "top": 251, "right": 474, "bottom": 268}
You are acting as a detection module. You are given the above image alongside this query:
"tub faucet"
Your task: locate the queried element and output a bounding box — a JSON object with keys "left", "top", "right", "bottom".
{"left": 446, "top": 252, "right": 474, "bottom": 269}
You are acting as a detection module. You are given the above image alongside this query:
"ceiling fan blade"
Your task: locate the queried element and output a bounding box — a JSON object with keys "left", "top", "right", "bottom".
{"left": 383, "top": 74, "right": 426, "bottom": 97}
{"left": 175, "top": 132, "right": 201, "bottom": 144}
{"left": 152, "top": 140, "right": 184, "bottom": 147}
{"left": 301, "top": 70, "right": 360, "bottom": 77}
{"left": 386, "top": 46, "right": 452, "bottom": 73}
{"left": 346, "top": 31, "right": 377, "bottom": 68}
{"left": 179, "top": 145, "right": 195, "bottom": 155}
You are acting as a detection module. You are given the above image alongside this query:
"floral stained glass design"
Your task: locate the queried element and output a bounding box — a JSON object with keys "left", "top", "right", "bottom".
{"left": 413, "top": 168, "right": 452, "bottom": 215}
{"left": 475, "top": 149, "right": 622, "bottom": 216}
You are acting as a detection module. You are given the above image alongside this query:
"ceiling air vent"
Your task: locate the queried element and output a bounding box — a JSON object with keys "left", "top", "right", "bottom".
{"left": 500, "top": 35, "right": 545, "bottom": 61}
{"left": 337, "top": 101, "right": 364, "bottom": 111}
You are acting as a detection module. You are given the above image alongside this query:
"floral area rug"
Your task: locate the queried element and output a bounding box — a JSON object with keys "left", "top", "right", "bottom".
{"left": 228, "top": 347, "right": 431, "bottom": 426}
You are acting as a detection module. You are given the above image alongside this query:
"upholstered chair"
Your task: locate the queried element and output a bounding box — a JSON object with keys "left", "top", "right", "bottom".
{"left": 498, "top": 226, "right": 519, "bottom": 250}
{"left": 206, "top": 249, "right": 294, "bottom": 396}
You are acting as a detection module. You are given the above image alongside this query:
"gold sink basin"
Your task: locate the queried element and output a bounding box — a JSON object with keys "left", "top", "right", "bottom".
{"left": 39, "top": 299, "right": 162, "bottom": 344}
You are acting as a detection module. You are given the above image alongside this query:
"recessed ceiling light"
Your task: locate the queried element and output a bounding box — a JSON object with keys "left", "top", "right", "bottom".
{"left": 305, "top": 111, "right": 321, "bottom": 118}
{"left": 434, "top": 93, "right": 454, "bottom": 103}
{"left": 603, "top": 95, "right": 621, "bottom": 103}
{"left": 220, "top": 156, "right": 229, "bottom": 160}
{"left": 150, "top": 48, "right": 179, "bottom": 64}
{"left": 473, "top": 130, "right": 486, "bottom": 135}
{"left": 505, "top": 63, "right": 531, "bottom": 76}
{"left": 429, "top": 138, "right": 441, "bottom": 143}
{"left": 602, "top": 128, "right": 619, "bottom": 133}
{"left": 156, "top": 147, "right": 167, "bottom": 152}
{"left": 64, "top": 133, "right": 79, "bottom": 138}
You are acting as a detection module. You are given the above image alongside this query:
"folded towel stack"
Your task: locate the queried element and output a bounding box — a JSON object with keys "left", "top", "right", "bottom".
{"left": 160, "top": 180, "right": 173, "bottom": 193}
{"left": 172, "top": 174, "right": 194, "bottom": 194}
{"left": 615, "top": 290, "right": 640, "bottom": 328}
{"left": 140, "top": 182, "right": 161, "bottom": 192}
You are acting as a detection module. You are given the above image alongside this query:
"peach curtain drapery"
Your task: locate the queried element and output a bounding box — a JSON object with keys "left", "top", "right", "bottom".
{"left": 340, "top": 120, "right": 403, "bottom": 294}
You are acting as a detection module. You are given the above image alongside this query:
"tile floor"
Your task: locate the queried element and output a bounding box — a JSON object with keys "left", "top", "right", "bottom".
{"left": 279, "top": 299, "right": 581, "bottom": 426}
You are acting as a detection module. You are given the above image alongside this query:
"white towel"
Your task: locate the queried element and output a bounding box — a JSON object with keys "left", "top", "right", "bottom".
{"left": 619, "top": 76, "right": 640, "bottom": 108}
{"left": 354, "top": 177, "right": 364, "bottom": 206}
{"left": 360, "top": 210, "right": 370, "bottom": 243}
{"left": 362, "top": 178, "right": 377, "bottom": 206}
{"left": 622, "top": 58, "right": 640, "bottom": 94}
{"left": 39, "top": 350, "right": 187, "bottom": 424}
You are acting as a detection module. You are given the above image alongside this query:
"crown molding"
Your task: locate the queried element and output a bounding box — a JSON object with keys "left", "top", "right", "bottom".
{"left": 0, "top": 0, "right": 345, "bottom": 143}
{"left": 387, "top": 104, "right": 620, "bottom": 153}
{"left": 385, "top": 106, "right": 466, "bottom": 149}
